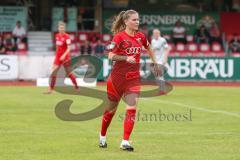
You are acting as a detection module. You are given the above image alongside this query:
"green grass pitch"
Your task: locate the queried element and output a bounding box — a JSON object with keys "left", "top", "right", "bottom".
{"left": 0, "top": 86, "right": 240, "bottom": 160}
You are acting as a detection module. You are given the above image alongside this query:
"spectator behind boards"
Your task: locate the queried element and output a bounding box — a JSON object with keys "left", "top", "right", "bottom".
{"left": 229, "top": 34, "right": 240, "bottom": 53}
{"left": 194, "top": 25, "right": 210, "bottom": 44}
{"left": 94, "top": 39, "right": 105, "bottom": 56}
{"left": 0, "top": 41, "right": 6, "bottom": 54}
{"left": 209, "top": 22, "right": 222, "bottom": 45}
{"left": 172, "top": 20, "right": 187, "bottom": 45}
{"left": 12, "top": 21, "right": 27, "bottom": 44}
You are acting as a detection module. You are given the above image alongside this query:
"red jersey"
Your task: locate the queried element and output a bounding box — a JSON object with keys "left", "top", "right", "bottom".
{"left": 55, "top": 33, "right": 71, "bottom": 56}
{"left": 110, "top": 31, "right": 149, "bottom": 79}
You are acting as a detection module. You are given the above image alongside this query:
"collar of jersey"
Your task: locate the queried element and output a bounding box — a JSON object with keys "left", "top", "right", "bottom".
{"left": 123, "top": 30, "right": 136, "bottom": 38}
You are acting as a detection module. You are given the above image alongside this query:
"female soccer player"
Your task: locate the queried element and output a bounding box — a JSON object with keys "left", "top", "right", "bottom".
{"left": 99, "top": 10, "right": 160, "bottom": 151}
{"left": 45, "top": 21, "right": 78, "bottom": 94}
{"left": 151, "top": 28, "right": 170, "bottom": 94}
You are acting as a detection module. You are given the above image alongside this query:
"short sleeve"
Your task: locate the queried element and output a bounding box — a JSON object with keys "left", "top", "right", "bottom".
{"left": 182, "top": 27, "right": 186, "bottom": 32}
{"left": 12, "top": 28, "right": 16, "bottom": 35}
{"left": 110, "top": 34, "right": 122, "bottom": 54}
{"left": 151, "top": 39, "right": 157, "bottom": 50}
{"left": 55, "top": 34, "right": 58, "bottom": 45}
{"left": 163, "top": 39, "right": 168, "bottom": 49}
{"left": 65, "top": 34, "right": 71, "bottom": 45}
{"left": 141, "top": 33, "right": 150, "bottom": 49}
{"left": 22, "top": 27, "right": 26, "bottom": 35}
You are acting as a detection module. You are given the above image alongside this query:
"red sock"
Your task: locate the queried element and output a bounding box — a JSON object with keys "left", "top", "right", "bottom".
{"left": 123, "top": 109, "right": 136, "bottom": 140}
{"left": 68, "top": 73, "right": 78, "bottom": 89}
{"left": 101, "top": 110, "right": 116, "bottom": 136}
{"left": 50, "top": 76, "right": 56, "bottom": 90}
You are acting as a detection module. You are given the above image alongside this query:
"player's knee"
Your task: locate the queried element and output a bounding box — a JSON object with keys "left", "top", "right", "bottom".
{"left": 106, "top": 100, "right": 118, "bottom": 110}
{"left": 125, "top": 97, "right": 138, "bottom": 106}
{"left": 126, "top": 100, "right": 137, "bottom": 106}
{"left": 126, "top": 105, "right": 136, "bottom": 110}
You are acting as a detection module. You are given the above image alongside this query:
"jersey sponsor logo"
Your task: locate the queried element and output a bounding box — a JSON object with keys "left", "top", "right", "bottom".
{"left": 107, "top": 39, "right": 142, "bottom": 54}
{"left": 118, "top": 40, "right": 141, "bottom": 54}
{"left": 126, "top": 47, "right": 141, "bottom": 54}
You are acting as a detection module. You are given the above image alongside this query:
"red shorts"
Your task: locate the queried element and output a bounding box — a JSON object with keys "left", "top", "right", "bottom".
{"left": 53, "top": 54, "right": 71, "bottom": 67}
{"left": 107, "top": 72, "right": 141, "bottom": 102}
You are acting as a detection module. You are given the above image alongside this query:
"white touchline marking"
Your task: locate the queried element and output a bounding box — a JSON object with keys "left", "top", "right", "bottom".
{"left": 141, "top": 98, "right": 240, "bottom": 118}
{"left": 1, "top": 130, "right": 240, "bottom": 136}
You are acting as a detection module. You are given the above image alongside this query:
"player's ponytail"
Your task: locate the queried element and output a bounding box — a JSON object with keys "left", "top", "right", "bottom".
{"left": 111, "top": 9, "right": 138, "bottom": 35}
{"left": 111, "top": 11, "right": 125, "bottom": 35}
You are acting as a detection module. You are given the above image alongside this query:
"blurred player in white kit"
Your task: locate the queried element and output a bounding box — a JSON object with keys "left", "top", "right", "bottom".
{"left": 151, "top": 28, "right": 170, "bottom": 94}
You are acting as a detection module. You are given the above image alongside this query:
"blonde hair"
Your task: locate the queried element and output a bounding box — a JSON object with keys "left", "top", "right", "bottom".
{"left": 111, "top": 9, "right": 138, "bottom": 35}
{"left": 58, "top": 21, "right": 66, "bottom": 27}
{"left": 153, "top": 28, "right": 161, "bottom": 36}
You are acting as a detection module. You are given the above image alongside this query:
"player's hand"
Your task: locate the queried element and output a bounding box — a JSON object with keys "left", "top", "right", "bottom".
{"left": 60, "top": 55, "right": 66, "bottom": 61}
{"left": 153, "top": 63, "right": 162, "bottom": 77}
{"left": 126, "top": 56, "right": 136, "bottom": 64}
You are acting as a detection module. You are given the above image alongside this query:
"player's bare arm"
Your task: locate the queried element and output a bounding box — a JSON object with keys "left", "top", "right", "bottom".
{"left": 146, "top": 46, "right": 161, "bottom": 76}
{"left": 163, "top": 47, "right": 170, "bottom": 65}
{"left": 60, "top": 44, "right": 71, "bottom": 61}
{"left": 109, "top": 52, "right": 136, "bottom": 63}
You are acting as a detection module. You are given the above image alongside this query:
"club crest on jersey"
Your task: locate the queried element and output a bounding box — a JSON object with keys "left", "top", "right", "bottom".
{"left": 136, "top": 38, "right": 141, "bottom": 43}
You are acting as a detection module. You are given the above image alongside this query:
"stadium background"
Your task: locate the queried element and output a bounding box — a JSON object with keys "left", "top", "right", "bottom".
{"left": 0, "top": 1, "right": 240, "bottom": 160}
{"left": 0, "top": 0, "right": 240, "bottom": 82}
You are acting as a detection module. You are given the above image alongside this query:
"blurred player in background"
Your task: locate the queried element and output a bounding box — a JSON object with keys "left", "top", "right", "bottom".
{"left": 45, "top": 21, "right": 78, "bottom": 94}
{"left": 99, "top": 9, "right": 160, "bottom": 151}
{"left": 151, "top": 28, "right": 170, "bottom": 94}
